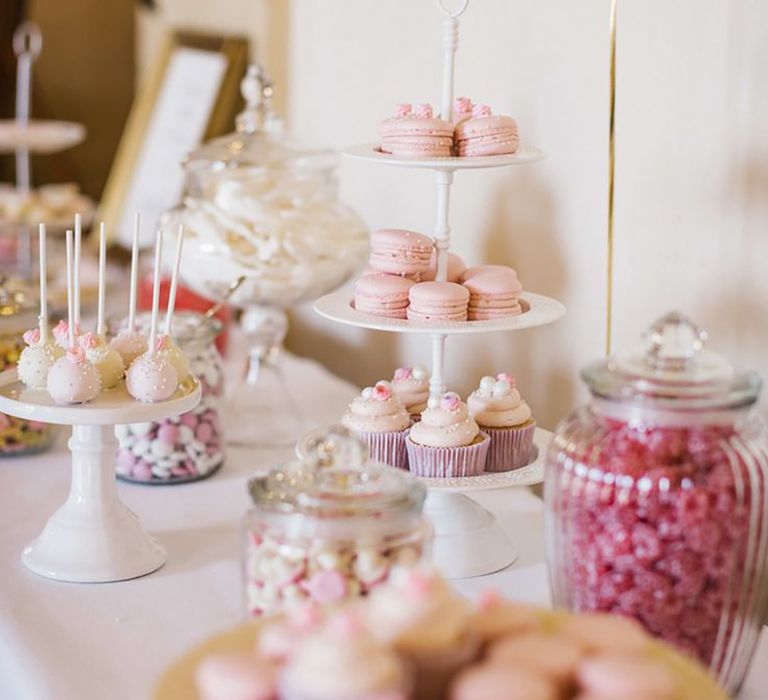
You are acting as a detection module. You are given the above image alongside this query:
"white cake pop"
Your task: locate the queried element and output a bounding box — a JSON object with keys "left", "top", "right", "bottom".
{"left": 159, "top": 224, "right": 190, "bottom": 381}
{"left": 17, "top": 328, "right": 62, "bottom": 389}
{"left": 82, "top": 224, "right": 124, "bottom": 389}
{"left": 109, "top": 213, "right": 147, "bottom": 368}
{"left": 17, "top": 224, "right": 63, "bottom": 389}
{"left": 126, "top": 229, "right": 178, "bottom": 403}
{"left": 47, "top": 229, "right": 101, "bottom": 404}
{"left": 48, "top": 345, "right": 102, "bottom": 404}
{"left": 81, "top": 332, "right": 123, "bottom": 389}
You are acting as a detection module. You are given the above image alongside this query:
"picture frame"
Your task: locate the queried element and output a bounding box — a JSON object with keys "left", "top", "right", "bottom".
{"left": 98, "top": 30, "right": 249, "bottom": 249}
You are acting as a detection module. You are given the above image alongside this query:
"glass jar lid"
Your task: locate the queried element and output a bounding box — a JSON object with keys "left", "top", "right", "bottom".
{"left": 248, "top": 427, "right": 425, "bottom": 523}
{"left": 184, "top": 63, "right": 336, "bottom": 173}
{"left": 582, "top": 311, "right": 761, "bottom": 410}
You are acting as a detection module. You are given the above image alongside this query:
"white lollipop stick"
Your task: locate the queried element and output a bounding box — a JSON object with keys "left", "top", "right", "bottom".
{"left": 148, "top": 230, "right": 164, "bottom": 356}
{"left": 128, "top": 212, "right": 140, "bottom": 332}
{"left": 65, "top": 230, "right": 75, "bottom": 350}
{"left": 74, "top": 212, "right": 81, "bottom": 329}
{"left": 38, "top": 222, "right": 47, "bottom": 344}
{"left": 97, "top": 222, "right": 106, "bottom": 338}
{"left": 163, "top": 224, "right": 184, "bottom": 337}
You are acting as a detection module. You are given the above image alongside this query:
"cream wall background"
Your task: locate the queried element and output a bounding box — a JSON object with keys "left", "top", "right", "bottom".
{"left": 139, "top": 0, "right": 768, "bottom": 428}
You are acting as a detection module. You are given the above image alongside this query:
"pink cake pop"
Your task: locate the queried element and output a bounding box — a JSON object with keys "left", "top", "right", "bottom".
{"left": 158, "top": 224, "right": 190, "bottom": 381}
{"left": 110, "top": 213, "right": 148, "bottom": 367}
{"left": 47, "top": 230, "right": 101, "bottom": 404}
{"left": 17, "top": 224, "right": 63, "bottom": 389}
{"left": 82, "top": 223, "right": 124, "bottom": 389}
{"left": 126, "top": 229, "right": 178, "bottom": 403}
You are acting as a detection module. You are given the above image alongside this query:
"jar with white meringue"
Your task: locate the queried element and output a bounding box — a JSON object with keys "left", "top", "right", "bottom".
{"left": 114, "top": 311, "right": 224, "bottom": 484}
{"left": 243, "top": 427, "right": 431, "bottom": 617}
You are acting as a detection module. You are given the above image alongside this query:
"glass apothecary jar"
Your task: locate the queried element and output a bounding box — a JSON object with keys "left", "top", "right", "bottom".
{"left": 114, "top": 311, "right": 225, "bottom": 484}
{"left": 544, "top": 312, "right": 768, "bottom": 694}
{"left": 243, "top": 427, "right": 432, "bottom": 617}
{"left": 0, "top": 287, "right": 55, "bottom": 456}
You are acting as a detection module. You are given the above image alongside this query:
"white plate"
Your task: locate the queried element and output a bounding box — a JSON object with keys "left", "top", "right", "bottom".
{"left": 0, "top": 120, "right": 86, "bottom": 153}
{"left": 343, "top": 142, "right": 544, "bottom": 171}
{"left": 0, "top": 369, "right": 201, "bottom": 426}
{"left": 314, "top": 288, "right": 565, "bottom": 335}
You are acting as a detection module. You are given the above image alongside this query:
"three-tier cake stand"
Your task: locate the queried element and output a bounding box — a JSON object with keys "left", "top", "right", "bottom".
{"left": 315, "top": 0, "right": 565, "bottom": 578}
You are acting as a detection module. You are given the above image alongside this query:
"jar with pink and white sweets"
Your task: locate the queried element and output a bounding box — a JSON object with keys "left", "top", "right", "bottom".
{"left": 115, "top": 312, "right": 224, "bottom": 484}
{"left": 243, "top": 426, "right": 431, "bottom": 617}
{"left": 545, "top": 312, "right": 768, "bottom": 695}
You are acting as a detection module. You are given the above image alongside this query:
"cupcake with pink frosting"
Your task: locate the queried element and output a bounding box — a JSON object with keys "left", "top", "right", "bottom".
{"left": 390, "top": 365, "right": 430, "bottom": 420}
{"left": 406, "top": 391, "right": 489, "bottom": 478}
{"left": 280, "top": 610, "right": 408, "bottom": 700}
{"left": 341, "top": 380, "right": 411, "bottom": 469}
{"left": 467, "top": 373, "right": 535, "bottom": 472}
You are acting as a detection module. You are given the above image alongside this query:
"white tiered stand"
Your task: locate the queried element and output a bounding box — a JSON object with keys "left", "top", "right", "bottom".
{"left": 0, "top": 370, "right": 201, "bottom": 583}
{"left": 314, "top": 0, "right": 565, "bottom": 579}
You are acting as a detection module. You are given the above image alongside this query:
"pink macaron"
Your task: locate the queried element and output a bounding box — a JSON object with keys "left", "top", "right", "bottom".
{"left": 463, "top": 271, "right": 523, "bottom": 321}
{"left": 379, "top": 103, "right": 454, "bottom": 158}
{"left": 460, "top": 264, "right": 517, "bottom": 283}
{"left": 354, "top": 273, "right": 414, "bottom": 319}
{"left": 407, "top": 281, "right": 469, "bottom": 322}
{"left": 455, "top": 104, "right": 519, "bottom": 157}
{"left": 422, "top": 250, "right": 467, "bottom": 283}
{"left": 369, "top": 228, "right": 434, "bottom": 277}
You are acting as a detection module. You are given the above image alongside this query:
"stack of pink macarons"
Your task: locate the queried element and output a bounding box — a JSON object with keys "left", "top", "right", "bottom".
{"left": 378, "top": 97, "right": 520, "bottom": 158}
{"left": 460, "top": 265, "right": 524, "bottom": 320}
{"left": 354, "top": 228, "right": 468, "bottom": 319}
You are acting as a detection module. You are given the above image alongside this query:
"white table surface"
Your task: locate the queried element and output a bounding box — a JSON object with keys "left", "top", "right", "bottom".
{"left": 0, "top": 349, "right": 766, "bottom": 699}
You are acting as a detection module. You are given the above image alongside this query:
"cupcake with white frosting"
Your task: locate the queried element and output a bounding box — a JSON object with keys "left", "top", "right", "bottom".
{"left": 341, "top": 380, "right": 411, "bottom": 469}
{"left": 467, "top": 373, "right": 535, "bottom": 471}
{"left": 280, "top": 609, "right": 408, "bottom": 700}
{"left": 390, "top": 365, "right": 430, "bottom": 420}
{"left": 406, "top": 391, "right": 489, "bottom": 477}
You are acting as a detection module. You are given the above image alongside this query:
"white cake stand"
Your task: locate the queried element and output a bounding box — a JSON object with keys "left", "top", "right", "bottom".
{"left": 419, "top": 427, "right": 549, "bottom": 579}
{"left": 0, "top": 369, "right": 201, "bottom": 583}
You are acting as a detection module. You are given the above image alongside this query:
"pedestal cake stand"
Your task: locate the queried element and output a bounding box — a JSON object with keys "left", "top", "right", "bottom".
{"left": 314, "top": 0, "right": 565, "bottom": 578}
{"left": 0, "top": 370, "right": 201, "bottom": 582}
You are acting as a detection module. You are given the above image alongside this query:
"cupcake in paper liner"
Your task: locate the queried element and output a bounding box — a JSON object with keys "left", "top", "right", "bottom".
{"left": 406, "top": 391, "right": 489, "bottom": 478}
{"left": 364, "top": 567, "right": 478, "bottom": 700}
{"left": 390, "top": 365, "right": 430, "bottom": 421}
{"left": 341, "top": 380, "right": 410, "bottom": 469}
{"left": 280, "top": 609, "right": 410, "bottom": 700}
{"left": 468, "top": 373, "right": 535, "bottom": 472}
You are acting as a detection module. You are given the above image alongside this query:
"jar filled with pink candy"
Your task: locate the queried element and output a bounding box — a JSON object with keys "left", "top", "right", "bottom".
{"left": 544, "top": 311, "right": 768, "bottom": 695}
{"left": 243, "top": 426, "right": 432, "bottom": 617}
{"left": 114, "top": 311, "right": 224, "bottom": 484}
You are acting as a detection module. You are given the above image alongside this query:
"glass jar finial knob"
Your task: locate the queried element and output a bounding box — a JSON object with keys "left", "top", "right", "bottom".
{"left": 235, "top": 63, "right": 275, "bottom": 135}
{"left": 644, "top": 311, "right": 708, "bottom": 372}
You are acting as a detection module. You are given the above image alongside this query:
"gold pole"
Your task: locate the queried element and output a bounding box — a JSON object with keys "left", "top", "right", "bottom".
{"left": 606, "top": 0, "right": 617, "bottom": 356}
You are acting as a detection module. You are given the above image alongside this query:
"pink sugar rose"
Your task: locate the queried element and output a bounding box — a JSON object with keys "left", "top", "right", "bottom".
{"left": 23, "top": 328, "right": 40, "bottom": 345}
{"left": 414, "top": 103, "right": 433, "bottom": 118}
{"left": 372, "top": 381, "right": 392, "bottom": 401}
{"left": 79, "top": 332, "right": 97, "bottom": 349}
{"left": 440, "top": 391, "right": 461, "bottom": 411}
{"left": 395, "top": 103, "right": 412, "bottom": 117}
{"left": 473, "top": 103, "right": 492, "bottom": 117}
{"left": 393, "top": 367, "right": 412, "bottom": 381}
{"left": 155, "top": 334, "right": 170, "bottom": 352}
{"left": 66, "top": 345, "right": 87, "bottom": 364}
{"left": 52, "top": 320, "right": 68, "bottom": 340}
{"left": 496, "top": 372, "right": 516, "bottom": 388}
{"left": 454, "top": 96, "right": 472, "bottom": 114}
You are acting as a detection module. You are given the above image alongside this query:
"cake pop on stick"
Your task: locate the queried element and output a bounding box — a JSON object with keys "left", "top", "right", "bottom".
{"left": 47, "top": 229, "right": 101, "bottom": 404}
{"left": 110, "top": 212, "right": 148, "bottom": 367}
{"left": 126, "top": 229, "right": 178, "bottom": 403}
{"left": 18, "top": 223, "right": 63, "bottom": 389}
{"left": 158, "top": 224, "right": 190, "bottom": 381}
{"left": 80, "top": 223, "right": 124, "bottom": 389}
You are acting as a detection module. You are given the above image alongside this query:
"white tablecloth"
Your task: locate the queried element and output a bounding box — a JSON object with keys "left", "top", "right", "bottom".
{"left": 1, "top": 352, "right": 766, "bottom": 699}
